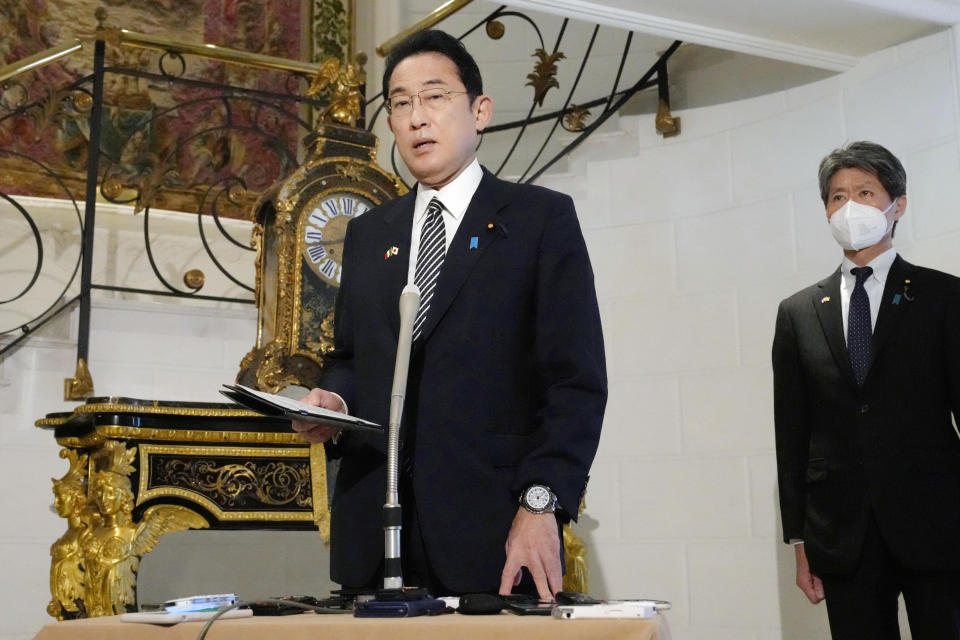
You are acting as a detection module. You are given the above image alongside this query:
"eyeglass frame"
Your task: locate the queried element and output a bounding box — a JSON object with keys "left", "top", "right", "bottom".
{"left": 384, "top": 87, "right": 472, "bottom": 116}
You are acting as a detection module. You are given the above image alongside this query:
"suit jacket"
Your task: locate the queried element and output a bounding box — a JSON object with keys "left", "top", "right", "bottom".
{"left": 773, "top": 254, "right": 960, "bottom": 575}
{"left": 320, "top": 168, "right": 607, "bottom": 591}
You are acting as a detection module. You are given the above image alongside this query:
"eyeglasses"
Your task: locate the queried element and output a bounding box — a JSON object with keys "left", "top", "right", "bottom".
{"left": 385, "top": 88, "right": 469, "bottom": 116}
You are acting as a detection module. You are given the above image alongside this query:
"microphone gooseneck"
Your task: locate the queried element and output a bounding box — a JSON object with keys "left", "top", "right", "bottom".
{"left": 383, "top": 283, "right": 421, "bottom": 590}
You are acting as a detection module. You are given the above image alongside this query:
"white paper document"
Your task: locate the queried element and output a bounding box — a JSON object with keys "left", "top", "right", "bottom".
{"left": 219, "top": 384, "right": 382, "bottom": 433}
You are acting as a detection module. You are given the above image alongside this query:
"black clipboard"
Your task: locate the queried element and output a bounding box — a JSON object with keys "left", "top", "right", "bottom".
{"left": 219, "top": 384, "right": 382, "bottom": 434}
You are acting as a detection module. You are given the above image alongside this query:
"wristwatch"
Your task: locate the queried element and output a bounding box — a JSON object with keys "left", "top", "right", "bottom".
{"left": 519, "top": 484, "right": 558, "bottom": 514}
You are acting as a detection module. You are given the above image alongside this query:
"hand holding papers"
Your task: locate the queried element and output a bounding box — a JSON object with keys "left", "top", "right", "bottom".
{"left": 219, "top": 384, "right": 382, "bottom": 435}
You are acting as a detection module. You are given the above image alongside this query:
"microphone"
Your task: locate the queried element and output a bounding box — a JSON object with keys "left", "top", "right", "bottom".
{"left": 383, "top": 283, "right": 420, "bottom": 590}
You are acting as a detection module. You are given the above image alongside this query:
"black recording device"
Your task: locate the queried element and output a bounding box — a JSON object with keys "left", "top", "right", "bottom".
{"left": 247, "top": 594, "right": 350, "bottom": 616}
{"left": 354, "top": 597, "right": 448, "bottom": 617}
{"left": 249, "top": 600, "right": 310, "bottom": 616}
{"left": 505, "top": 600, "right": 555, "bottom": 615}
{"left": 457, "top": 593, "right": 506, "bottom": 615}
{"left": 252, "top": 595, "right": 319, "bottom": 616}
{"left": 504, "top": 591, "right": 602, "bottom": 615}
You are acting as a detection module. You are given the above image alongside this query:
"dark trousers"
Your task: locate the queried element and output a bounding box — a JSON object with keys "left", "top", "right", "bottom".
{"left": 397, "top": 476, "right": 541, "bottom": 597}
{"left": 345, "top": 474, "right": 454, "bottom": 595}
{"left": 347, "top": 474, "right": 541, "bottom": 598}
{"left": 819, "top": 514, "right": 960, "bottom": 640}
{"left": 398, "top": 475, "right": 451, "bottom": 595}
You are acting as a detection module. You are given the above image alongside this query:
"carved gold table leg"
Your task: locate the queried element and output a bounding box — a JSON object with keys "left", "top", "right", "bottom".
{"left": 81, "top": 440, "right": 210, "bottom": 617}
{"left": 46, "top": 440, "right": 212, "bottom": 618}
{"left": 37, "top": 400, "right": 319, "bottom": 620}
{"left": 48, "top": 449, "right": 90, "bottom": 620}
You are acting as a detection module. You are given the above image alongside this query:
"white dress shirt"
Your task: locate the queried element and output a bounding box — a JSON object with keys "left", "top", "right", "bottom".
{"left": 406, "top": 158, "right": 483, "bottom": 285}
{"left": 839, "top": 247, "right": 897, "bottom": 344}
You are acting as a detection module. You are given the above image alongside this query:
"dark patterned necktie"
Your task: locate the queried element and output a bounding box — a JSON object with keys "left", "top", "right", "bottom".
{"left": 848, "top": 266, "right": 873, "bottom": 386}
{"left": 413, "top": 197, "right": 446, "bottom": 342}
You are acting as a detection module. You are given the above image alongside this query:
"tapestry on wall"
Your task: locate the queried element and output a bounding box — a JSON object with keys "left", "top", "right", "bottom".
{"left": 0, "top": 0, "right": 350, "bottom": 218}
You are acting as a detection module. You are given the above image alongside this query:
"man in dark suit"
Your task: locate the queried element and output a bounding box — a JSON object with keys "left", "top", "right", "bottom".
{"left": 293, "top": 30, "right": 606, "bottom": 600}
{"left": 773, "top": 141, "right": 960, "bottom": 638}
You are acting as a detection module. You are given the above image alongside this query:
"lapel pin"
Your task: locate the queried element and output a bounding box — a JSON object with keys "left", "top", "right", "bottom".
{"left": 487, "top": 221, "right": 508, "bottom": 238}
{"left": 821, "top": 296, "right": 830, "bottom": 303}
{"left": 892, "top": 293, "right": 902, "bottom": 306}
{"left": 384, "top": 246, "right": 399, "bottom": 260}
{"left": 903, "top": 279, "right": 915, "bottom": 302}
{"left": 469, "top": 236, "right": 478, "bottom": 249}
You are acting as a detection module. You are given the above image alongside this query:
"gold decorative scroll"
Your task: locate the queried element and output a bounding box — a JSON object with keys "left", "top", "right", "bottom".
{"left": 526, "top": 48, "right": 565, "bottom": 107}
{"left": 137, "top": 444, "right": 325, "bottom": 525}
{"left": 151, "top": 456, "right": 310, "bottom": 508}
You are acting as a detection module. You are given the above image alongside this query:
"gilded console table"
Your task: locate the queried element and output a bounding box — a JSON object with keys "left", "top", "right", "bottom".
{"left": 36, "top": 397, "right": 328, "bottom": 619}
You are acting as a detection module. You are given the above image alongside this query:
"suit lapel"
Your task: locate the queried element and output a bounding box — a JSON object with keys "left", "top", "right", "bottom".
{"left": 415, "top": 170, "right": 507, "bottom": 346}
{"left": 869, "top": 254, "right": 917, "bottom": 373}
{"left": 378, "top": 192, "right": 416, "bottom": 334}
{"left": 813, "top": 268, "right": 858, "bottom": 387}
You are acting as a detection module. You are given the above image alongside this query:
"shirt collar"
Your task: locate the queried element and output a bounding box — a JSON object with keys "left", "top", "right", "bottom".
{"left": 841, "top": 247, "right": 898, "bottom": 285}
{"left": 414, "top": 158, "right": 482, "bottom": 224}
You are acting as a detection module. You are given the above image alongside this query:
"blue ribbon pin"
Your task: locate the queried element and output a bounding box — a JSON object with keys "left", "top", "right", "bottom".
{"left": 469, "top": 236, "right": 478, "bottom": 249}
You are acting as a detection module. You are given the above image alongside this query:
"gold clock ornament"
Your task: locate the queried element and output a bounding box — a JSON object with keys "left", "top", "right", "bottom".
{"left": 238, "top": 123, "right": 406, "bottom": 392}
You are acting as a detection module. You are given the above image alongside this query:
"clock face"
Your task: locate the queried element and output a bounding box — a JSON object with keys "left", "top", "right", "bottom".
{"left": 299, "top": 192, "right": 373, "bottom": 286}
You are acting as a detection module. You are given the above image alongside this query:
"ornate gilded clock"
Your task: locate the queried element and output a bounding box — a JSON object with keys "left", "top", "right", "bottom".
{"left": 237, "top": 122, "right": 407, "bottom": 391}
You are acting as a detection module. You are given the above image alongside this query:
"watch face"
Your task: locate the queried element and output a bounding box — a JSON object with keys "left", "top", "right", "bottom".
{"left": 299, "top": 192, "right": 373, "bottom": 286}
{"left": 526, "top": 486, "right": 551, "bottom": 510}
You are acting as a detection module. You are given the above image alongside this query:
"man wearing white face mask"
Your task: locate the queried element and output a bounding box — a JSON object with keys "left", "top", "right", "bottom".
{"left": 773, "top": 141, "right": 960, "bottom": 639}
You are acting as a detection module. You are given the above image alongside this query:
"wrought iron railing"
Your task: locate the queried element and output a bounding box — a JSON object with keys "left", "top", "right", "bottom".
{"left": 0, "top": 2, "right": 680, "bottom": 397}
{"left": 367, "top": 3, "right": 681, "bottom": 187}
{"left": 0, "top": 10, "right": 335, "bottom": 396}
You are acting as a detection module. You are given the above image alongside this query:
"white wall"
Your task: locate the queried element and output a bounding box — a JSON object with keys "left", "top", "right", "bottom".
{"left": 533, "top": 26, "right": 960, "bottom": 640}
{"left": 5, "top": 23, "right": 960, "bottom": 640}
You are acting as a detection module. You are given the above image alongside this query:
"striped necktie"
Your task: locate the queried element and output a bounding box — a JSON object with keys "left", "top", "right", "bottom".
{"left": 413, "top": 197, "right": 446, "bottom": 342}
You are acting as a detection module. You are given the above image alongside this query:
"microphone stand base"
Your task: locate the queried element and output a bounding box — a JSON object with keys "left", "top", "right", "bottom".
{"left": 353, "top": 587, "right": 447, "bottom": 618}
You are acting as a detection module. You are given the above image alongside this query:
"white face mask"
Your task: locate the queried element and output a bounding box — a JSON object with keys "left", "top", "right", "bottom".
{"left": 828, "top": 198, "right": 897, "bottom": 251}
